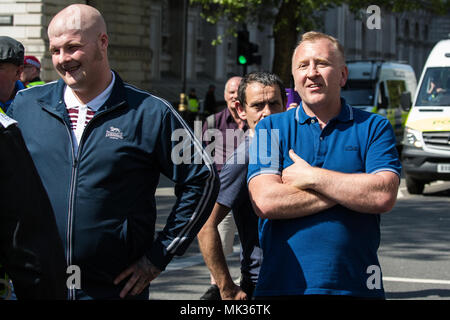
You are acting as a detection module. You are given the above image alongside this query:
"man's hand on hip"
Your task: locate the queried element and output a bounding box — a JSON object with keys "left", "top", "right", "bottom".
{"left": 114, "top": 255, "right": 162, "bottom": 299}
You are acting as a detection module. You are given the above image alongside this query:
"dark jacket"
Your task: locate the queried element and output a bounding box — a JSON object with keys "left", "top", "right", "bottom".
{"left": 0, "top": 114, "right": 67, "bottom": 299}
{"left": 7, "top": 72, "right": 219, "bottom": 299}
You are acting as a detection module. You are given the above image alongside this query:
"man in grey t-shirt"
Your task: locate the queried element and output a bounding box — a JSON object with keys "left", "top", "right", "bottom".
{"left": 198, "top": 72, "right": 286, "bottom": 299}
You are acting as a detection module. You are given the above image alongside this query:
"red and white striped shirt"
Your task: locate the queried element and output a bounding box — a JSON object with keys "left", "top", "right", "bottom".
{"left": 63, "top": 71, "right": 116, "bottom": 154}
{"left": 67, "top": 106, "right": 96, "bottom": 131}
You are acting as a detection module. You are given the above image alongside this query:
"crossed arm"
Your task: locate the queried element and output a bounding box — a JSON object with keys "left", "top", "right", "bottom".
{"left": 249, "top": 150, "right": 399, "bottom": 219}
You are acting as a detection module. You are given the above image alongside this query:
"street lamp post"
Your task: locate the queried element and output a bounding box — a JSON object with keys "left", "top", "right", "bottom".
{"left": 179, "top": 0, "right": 188, "bottom": 113}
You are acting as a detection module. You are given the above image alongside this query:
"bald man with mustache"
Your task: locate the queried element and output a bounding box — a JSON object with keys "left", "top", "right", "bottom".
{"left": 7, "top": 4, "right": 219, "bottom": 300}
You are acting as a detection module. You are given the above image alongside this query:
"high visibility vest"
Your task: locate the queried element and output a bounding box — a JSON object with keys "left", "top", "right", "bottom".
{"left": 26, "top": 80, "right": 45, "bottom": 88}
{"left": 187, "top": 98, "right": 199, "bottom": 113}
{"left": 0, "top": 266, "right": 11, "bottom": 300}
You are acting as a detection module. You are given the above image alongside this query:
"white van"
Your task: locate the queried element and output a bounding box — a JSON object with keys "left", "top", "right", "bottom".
{"left": 341, "top": 61, "right": 417, "bottom": 146}
{"left": 402, "top": 39, "right": 450, "bottom": 194}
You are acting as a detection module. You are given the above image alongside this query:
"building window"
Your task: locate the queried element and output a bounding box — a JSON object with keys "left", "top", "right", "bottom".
{"left": 404, "top": 20, "right": 409, "bottom": 38}
{"left": 162, "top": 35, "right": 170, "bottom": 54}
{"left": 227, "top": 41, "right": 233, "bottom": 58}
{"left": 160, "top": 0, "right": 172, "bottom": 73}
{"left": 161, "top": 0, "right": 170, "bottom": 54}
{"left": 197, "top": 39, "right": 203, "bottom": 56}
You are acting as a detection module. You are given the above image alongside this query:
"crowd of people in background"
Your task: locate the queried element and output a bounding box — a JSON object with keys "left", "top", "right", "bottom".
{"left": 0, "top": 38, "right": 44, "bottom": 115}
{"left": 1, "top": 3, "right": 401, "bottom": 301}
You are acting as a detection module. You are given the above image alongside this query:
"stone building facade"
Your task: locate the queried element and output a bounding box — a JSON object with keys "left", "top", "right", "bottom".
{"left": 1, "top": 0, "right": 448, "bottom": 105}
{"left": 0, "top": 0, "right": 154, "bottom": 92}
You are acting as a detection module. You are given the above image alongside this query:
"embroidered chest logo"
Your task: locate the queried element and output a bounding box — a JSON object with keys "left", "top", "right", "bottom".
{"left": 105, "top": 126, "right": 124, "bottom": 140}
{"left": 345, "top": 146, "right": 359, "bottom": 151}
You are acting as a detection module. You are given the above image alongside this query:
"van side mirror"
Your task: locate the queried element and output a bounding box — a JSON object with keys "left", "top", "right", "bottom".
{"left": 400, "top": 92, "right": 412, "bottom": 111}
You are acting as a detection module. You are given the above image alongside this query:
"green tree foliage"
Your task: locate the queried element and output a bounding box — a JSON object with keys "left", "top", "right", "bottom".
{"left": 191, "top": 0, "right": 450, "bottom": 84}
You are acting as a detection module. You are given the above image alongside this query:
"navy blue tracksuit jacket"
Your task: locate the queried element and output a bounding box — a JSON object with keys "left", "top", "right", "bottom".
{"left": 8, "top": 72, "right": 219, "bottom": 299}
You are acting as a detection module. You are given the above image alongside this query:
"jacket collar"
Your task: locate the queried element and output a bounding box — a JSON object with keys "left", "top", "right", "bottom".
{"left": 38, "top": 70, "right": 127, "bottom": 118}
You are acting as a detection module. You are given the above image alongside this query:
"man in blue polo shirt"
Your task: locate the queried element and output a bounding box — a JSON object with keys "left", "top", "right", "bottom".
{"left": 247, "top": 31, "right": 401, "bottom": 299}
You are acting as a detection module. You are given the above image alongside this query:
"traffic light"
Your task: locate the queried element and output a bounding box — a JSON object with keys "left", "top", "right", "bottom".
{"left": 237, "top": 30, "right": 261, "bottom": 66}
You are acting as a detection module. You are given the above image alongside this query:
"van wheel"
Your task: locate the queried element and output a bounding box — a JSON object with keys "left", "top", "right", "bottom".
{"left": 406, "top": 176, "right": 425, "bottom": 195}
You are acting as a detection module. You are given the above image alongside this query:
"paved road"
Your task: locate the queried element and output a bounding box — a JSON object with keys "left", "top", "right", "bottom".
{"left": 381, "top": 180, "right": 450, "bottom": 300}
{"left": 150, "top": 175, "right": 450, "bottom": 300}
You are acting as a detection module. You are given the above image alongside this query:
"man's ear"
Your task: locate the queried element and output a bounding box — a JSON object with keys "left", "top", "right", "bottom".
{"left": 98, "top": 33, "right": 109, "bottom": 51}
{"left": 15, "top": 65, "right": 24, "bottom": 80}
{"left": 235, "top": 100, "right": 247, "bottom": 121}
{"left": 340, "top": 65, "right": 349, "bottom": 87}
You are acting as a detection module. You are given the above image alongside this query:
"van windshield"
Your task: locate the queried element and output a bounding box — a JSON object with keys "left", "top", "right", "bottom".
{"left": 415, "top": 67, "right": 450, "bottom": 106}
{"left": 341, "top": 80, "right": 375, "bottom": 106}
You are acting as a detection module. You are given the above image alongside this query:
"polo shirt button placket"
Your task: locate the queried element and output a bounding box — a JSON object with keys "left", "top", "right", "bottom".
{"left": 317, "top": 133, "right": 327, "bottom": 165}
{"left": 309, "top": 118, "right": 322, "bottom": 163}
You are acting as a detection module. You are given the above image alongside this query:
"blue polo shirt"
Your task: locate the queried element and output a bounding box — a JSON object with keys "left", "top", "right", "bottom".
{"left": 247, "top": 99, "right": 401, "bottom": 298}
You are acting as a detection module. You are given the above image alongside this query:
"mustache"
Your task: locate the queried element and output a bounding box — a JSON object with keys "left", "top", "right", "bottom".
{"left": 59, "top": 62, "right": 81, "bottom": 72}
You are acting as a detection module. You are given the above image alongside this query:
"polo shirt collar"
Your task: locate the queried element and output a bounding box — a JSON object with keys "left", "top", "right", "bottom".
{"left": 335, "top": 98, "right": 353, "bottom": 122}
{"left": 64, "top": 70, "right": 115, "bottom": 112}
{"left": 295, "top": 97, "right": 353, "bottom": 124}
{"left": 295, "top": 102, "right": 310, "bottom": 124}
